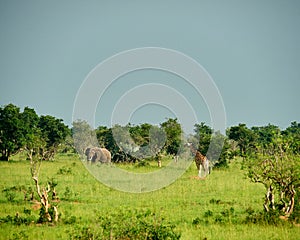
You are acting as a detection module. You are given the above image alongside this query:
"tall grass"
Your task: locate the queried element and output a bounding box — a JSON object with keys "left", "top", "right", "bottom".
{"left": 0, "top": 154, "right": 299, "bottom": 239}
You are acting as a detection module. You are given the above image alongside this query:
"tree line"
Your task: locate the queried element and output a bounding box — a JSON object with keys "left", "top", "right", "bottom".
{"left": 1, "top": 103, "right": 299, "bottom": 165}
{"left": 1, "top": 103, "right": 299, "bottom": 223}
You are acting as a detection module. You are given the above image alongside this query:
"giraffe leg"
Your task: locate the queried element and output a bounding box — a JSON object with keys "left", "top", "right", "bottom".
{"left": 199, "top": 165, "right": 202, "bottom": 178}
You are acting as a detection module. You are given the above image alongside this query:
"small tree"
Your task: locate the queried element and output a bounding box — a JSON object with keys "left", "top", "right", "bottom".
{"left": 246, "top": 140, "right": 300, "bottom": 219}
{"left": 30, "top": 150, "right": 59, "bottom": 223}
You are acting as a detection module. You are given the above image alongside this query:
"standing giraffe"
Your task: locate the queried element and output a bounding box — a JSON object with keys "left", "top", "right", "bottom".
{"left": 187, "top": 143, "right": 210, "bottom": 178}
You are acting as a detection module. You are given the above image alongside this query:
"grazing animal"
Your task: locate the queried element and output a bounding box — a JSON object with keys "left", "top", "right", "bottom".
{"left": 85, "top": 147, "right": 111, "bottom": 164}
{"left": 186, "top": 143, "right": 210, "bottom": 178}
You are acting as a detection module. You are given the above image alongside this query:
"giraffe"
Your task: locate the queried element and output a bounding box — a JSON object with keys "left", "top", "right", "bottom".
{"left": 186, "top": 143, "right": 210, "bottom": 178}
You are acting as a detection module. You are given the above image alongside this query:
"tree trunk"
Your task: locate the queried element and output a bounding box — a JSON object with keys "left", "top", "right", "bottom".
{"left": 158, "top": 160, "right": 162, "bottom": 167}
{"left": 264, "top": 185, "right": 275, "bottom": 212}
{"left": 285, "top": 187, "right": 296, "bottom": 217}
{"left": 32, "top": 177, "right": 53, "bottom": 222}
{"left": 0, "top": 154, "right": 9, "bottom": 161}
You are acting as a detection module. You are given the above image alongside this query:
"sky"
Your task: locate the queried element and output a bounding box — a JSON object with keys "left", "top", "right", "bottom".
{"left": 0, "top": 0, "right": 299, "bottom": 134}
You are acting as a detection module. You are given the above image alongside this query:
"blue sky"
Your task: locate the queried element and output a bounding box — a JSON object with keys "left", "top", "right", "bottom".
{"left": 0, "top": 0, "right": 299, "bottom": 133}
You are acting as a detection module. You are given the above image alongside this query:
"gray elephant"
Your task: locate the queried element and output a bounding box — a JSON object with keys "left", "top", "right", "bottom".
{"left": 85, "top": 147, "right": 111, "bottom": 164}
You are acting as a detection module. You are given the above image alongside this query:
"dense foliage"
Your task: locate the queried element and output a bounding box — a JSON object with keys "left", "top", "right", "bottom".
{"left": 74, "top": 118, "right": 184, "bottom": 163}
{"left": 227, "top": 122, "right": 300, "bottom": 222}
{"left": 0, "top": 104, "right": 69, "bottom": 161}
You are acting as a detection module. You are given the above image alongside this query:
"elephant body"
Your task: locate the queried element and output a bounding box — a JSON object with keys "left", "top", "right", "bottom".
{"left": 85, "top": 147, "right": 111, "bottom": 164}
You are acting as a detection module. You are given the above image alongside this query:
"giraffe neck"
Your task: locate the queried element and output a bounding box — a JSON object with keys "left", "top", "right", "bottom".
{"left": 189, "top": 145, "right": 206, "bottom": 162}
{"left": 189, "top": 145, "right": 197, "bottom": 155}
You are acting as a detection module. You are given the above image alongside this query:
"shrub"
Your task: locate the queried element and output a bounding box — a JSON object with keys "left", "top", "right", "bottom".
{"left": 193, "top": 208, "right": 238, "bottom": 226}
{"left": 68, "top": 208, "right": 181, "bottom": 240}
{"left": 62, "top": 186, "right": 78, "bottom": 201}
{"left": 245, "top": 209, "right": 283, "bottom": 226}
{"left": 0, "top": 209, "right": 36, "bottom": 226}
{"left": 2, "top": 187, "right": 17, "bottom": 202}
{"left": 57, "top": 166, "right": 73, "bottom": 175}
{"left": 9, "top": 230, "right": 29, "bottom": 240}
{"left": 136, "top": 160, "right": 150, "bottom": 167}
{"left": 63, "top": 215, "right": 77, "bottom": 225}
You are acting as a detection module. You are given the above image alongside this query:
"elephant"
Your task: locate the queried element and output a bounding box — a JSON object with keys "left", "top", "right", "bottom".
{"left": 85, "top": 147, "right": 111, "bottom": 164}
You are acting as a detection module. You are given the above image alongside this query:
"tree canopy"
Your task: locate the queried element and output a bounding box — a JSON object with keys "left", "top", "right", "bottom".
{"left": 0, "top": 104, "right": 69, "bottom": 161}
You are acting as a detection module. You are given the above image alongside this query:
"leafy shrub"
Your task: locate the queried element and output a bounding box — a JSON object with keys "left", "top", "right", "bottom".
{"left": 245, "top": 209, "right": 283, "bottom": 226}
{"left": 193, "top": 208, "right": 238, "bottom": 226}
{"left": 63, "top": 215, "right": 77, "bottom": 224}
{"left": 68, "top": 208, "right": 181, "bottom": 240}
{"left": 2, "top": 187, "right": 17, "bottom": 202}
{"left": 192, "top": 217, "right": 202, "bottom": 225}
{"left": 9, "top": 230, "right": 29, "bottom": 240}
{"left": 0, "top": 209, "right": 36, "bottom": 225}
{"left": 136, "top": 160, "right": 150, "bottom": 167}
{"left": 62, "top": 186, "right": 78, "bottom": 201}
{"left": 57, "top": 166, "right": 73, "bottom": 175}
{"left": 2, "top": 185, "right": 35, "bottom": 202}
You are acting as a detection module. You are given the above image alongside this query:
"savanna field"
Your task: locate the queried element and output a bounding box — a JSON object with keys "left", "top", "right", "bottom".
{"left": 1, "top": 154, "right": 299, "bottom": 240}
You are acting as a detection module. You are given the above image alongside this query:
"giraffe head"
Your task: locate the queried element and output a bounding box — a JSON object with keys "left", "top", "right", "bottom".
{"left": 185, "top": 142, "right": 197, "bottom": 153}
{"left": 185, "top": 142, "right": 196, "bottom": 149}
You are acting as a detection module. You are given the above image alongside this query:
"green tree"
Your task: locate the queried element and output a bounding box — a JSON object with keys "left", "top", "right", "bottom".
{"left": 251, "top": 124, "right": 281, "bottom": 154}
{"left": 282, "top": 121, "right": 300, "bottom": 154}
{"left": 72, "top": 120, "right": 98, "bottom": 156}
{"left": 227, "top": 123, "right": 256, "bottom": 157}
{"left": 128, "top": 123, "right": 151, "bottom": 147}
{"left": 38, "top": 115, "right": 69, "bottom": 160}
{"left": 208, "top": 131, "right": 229, "bottom": 168}
{"left": 148, "top": 125, "right": 166, "bottom": 157}
{"left": 246, "top": 140, "right": 300, "bottom": 220}
{"left": 193, "top": 122, "right": 213, "bottom": 154}
{"left": 21, "top": 107, "right": 43, "bottom": 161}
{"left": 0, "top": 104, "right": 26, "bottom": 160}
{"left": 161, "top": 118, "right": 182, "bottom": 155}
{"left": 96, "top": 125, "right": 120, "bottom": 157}
{"left": 96, "top": 126, "right": 111, "bottom": 147}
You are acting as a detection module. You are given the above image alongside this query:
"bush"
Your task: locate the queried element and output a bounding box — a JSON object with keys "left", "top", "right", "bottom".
{"left": 57, "top": 165, "right": 73, "bottom": 175}
{"left": 2, "top": 185, "right": 35, "bottom": 202}
{"left": 136, "top": 160, "right": 150, "bottom": 167}
{"left": 2, "top": 187, "right": 17, "bottom": 202}
{"left": 193, "top": 208, "right": 238, "bottom": 226}
{"left": 63, "top": 215, "right": 77, "bottom": 225}
{"left": 0, "top": 209, "right": 36, "bottom": 225}
{"left": 9, "top": 230, "right": 29, "bottom": 240}
{"left": 68, "top": 208, "right": 181, "bottom": 240}
{"left": 244, "top": 209, "right": 288, "bottom": 226}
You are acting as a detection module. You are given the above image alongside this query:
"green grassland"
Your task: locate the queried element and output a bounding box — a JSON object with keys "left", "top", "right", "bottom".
{"left": 0, "top": 154, "right": 299, "bottom": 239}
